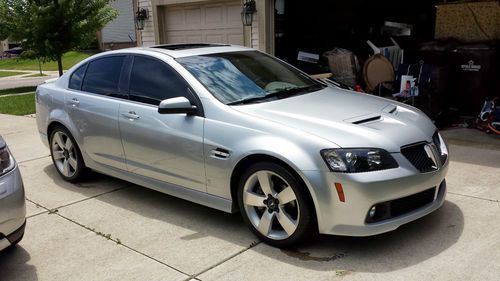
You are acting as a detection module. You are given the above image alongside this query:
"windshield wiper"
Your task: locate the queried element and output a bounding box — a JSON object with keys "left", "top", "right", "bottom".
{"left": 227, "top": 84, "right": 322, "bottom": 105}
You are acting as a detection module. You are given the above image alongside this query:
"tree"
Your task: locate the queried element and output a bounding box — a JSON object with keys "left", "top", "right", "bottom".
{"left": 1, "top": 0, "right": 118, "bottom": 76}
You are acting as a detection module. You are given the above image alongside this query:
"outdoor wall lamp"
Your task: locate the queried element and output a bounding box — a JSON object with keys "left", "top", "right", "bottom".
{"left": 135, "top": 8, "right": 149, "bottom": 30}
{"left": 241, "top": 0, "right": 256, "bottom": 26}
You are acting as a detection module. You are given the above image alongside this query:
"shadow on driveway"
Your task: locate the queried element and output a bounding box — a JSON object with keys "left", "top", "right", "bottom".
{"left": 0, "top": 246, "right": 38, "bottom": 281}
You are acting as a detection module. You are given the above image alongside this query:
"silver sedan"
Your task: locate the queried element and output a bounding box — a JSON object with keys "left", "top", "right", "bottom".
{"left": 0, "top": 136, "right": 26, "bottom": 251}
{"left": 36, "top": 44, "right": 448, "bottom": 247}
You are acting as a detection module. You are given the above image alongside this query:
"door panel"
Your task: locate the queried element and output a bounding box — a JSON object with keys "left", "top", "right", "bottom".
{"left": 66, "top": 92, "right": 126, "bottom": 170}
{"left": 119, "top": 103, "right": 206, "bottom": 192}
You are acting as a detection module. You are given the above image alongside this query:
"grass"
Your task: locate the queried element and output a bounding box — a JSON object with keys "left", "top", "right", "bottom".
{"left": 0, "top": 93, "right": 35, "bottom": 115}
{"left": 0, "top": 71, "right": 25, "bottom": 78}
{"left": 0, "top": 86, "right": 37, "bottom": 96}
{"left": 0, "top": 51, "right": 93, "bottom": 71}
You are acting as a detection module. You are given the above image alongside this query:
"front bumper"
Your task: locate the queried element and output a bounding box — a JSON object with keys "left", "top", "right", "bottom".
{"left": 303, "top": 154, "right": 449, "bottom": 236}
{"left": 0, "top": 166, "right": 27, "bottom": 251}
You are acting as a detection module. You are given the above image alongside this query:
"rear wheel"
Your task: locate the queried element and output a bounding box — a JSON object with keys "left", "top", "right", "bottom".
{"left": 238, "top": 162, "right": 314, "bottom": 247}
{"left": 49, "top": 126, "right": 86, "bottom": 182}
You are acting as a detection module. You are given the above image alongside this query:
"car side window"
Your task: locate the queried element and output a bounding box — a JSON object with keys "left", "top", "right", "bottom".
{"left": 82, "top": 56, "right": 125, "bottom": 96}
{"left": 68, "top": 63, "right": 87, "bottom": 90}
{"left": 129, "top": 56, "right": 193, "bottom": 106}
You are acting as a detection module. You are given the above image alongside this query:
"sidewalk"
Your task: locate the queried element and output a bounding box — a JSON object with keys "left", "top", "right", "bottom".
{"left": 0, "top": 70, "right": 58, "bottom": 90}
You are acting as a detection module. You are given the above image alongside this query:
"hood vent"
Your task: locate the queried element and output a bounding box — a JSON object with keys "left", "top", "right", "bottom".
{"left": 352, "top": 115, "right": 382, "bottom": 124}
{"left": 344, "top": 113, "right": 382, "bottom": 125}
{"left": 382, "top": 104, "right": 398, "bottom": 115}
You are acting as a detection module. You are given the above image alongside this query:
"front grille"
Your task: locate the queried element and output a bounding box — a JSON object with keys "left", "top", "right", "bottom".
{"left": 401, "top": 143, "right": 437, "bottom": 173}
{"left": 390, "top": 187, "right": 436, "bottom": 217}
{"left": 366, "top": 187, "right": 437, "bottom": 223}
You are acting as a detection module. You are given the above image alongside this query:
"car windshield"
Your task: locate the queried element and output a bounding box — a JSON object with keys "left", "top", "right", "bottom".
{"left": 177, "top": 51, "right": 324, "bottom": 105}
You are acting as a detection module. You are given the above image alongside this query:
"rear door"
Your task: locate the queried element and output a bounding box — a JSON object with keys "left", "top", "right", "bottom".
{"left": 118, "top": 55, "right": 206, "bottom": 192}
{"left": 66, "top": 55, "right": 129, "bottom": 170}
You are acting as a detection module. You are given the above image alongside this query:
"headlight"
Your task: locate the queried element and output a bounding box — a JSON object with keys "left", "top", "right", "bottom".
{"left": 321, "top": 148, "right": 398, "bottom": 173}
{"left": 0, "top": 145, "right": 15, "bottom": 176}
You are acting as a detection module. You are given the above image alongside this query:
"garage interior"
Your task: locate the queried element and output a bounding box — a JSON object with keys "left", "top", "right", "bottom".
{"left": 271, "top": 0, "right": 499, "bottom": 126}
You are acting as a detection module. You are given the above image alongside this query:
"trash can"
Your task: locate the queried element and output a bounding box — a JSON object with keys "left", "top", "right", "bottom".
{"left": 448, "top": 44, "right": 498, "bottom": 117}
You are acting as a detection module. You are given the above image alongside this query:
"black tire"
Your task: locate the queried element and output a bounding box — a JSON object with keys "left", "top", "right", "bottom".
{"left": 237, "top": 162, "right": 315, "bottom": 248}
{"left": 49, "top": 126, "right": 87, "bottom": 182}
{"left": 7, "top": 233, "right": 24, "bottom": 250}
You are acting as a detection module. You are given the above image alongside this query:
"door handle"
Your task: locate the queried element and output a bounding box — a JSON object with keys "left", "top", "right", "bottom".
{"left": 122, "top": 111, "right": 140, "bottom": 120}
{"left": 68, "top": 98, "right": 80, "bottom": 107}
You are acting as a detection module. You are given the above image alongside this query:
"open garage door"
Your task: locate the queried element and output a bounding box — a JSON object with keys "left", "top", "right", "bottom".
{"left": 160, "top": 0, "right": 244, "bottom": 45}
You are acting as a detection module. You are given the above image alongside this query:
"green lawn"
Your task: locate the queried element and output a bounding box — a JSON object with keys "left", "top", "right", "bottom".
{"left": 0, "top": 93, "right": 35, "bottom": 115}
{"left": 0, "top": 51, "right": 93, "bottom": 71}
{"left": 0, "top": 86, "right": 37, "bottom": 96}
{"left": 0, "top": 71, "right": 25, "bottom": 78}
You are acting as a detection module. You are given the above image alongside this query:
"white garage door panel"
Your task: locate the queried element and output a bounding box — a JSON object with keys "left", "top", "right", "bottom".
{"left": 163, "top": 0, "right": 243, "bottom": 45}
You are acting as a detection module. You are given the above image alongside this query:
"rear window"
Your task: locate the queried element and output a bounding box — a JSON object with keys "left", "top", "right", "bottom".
{"left": 68, "top": 64, "right": 87, "bottom": 90}
{"left": 82, "top": 56, "right": 125, "bottom": 96}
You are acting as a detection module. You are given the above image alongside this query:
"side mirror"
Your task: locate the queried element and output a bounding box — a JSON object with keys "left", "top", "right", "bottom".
{"left": 158, "top": 97, "right": 197, "bottom": 115}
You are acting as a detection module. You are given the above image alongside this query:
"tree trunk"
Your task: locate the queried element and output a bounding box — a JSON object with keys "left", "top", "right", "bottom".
{"left": 57, "top": 54, "right": 63, "bottom": 77}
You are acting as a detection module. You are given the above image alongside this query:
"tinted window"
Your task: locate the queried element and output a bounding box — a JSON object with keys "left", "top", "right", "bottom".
{"left": 82, "top": 56, "right": 125, "bottom": 96}
{"left": 68, "top": 64, "right": 87, "bottom": 90}
{"left": 129, "top": 56, "right": 192, "bottom": 105}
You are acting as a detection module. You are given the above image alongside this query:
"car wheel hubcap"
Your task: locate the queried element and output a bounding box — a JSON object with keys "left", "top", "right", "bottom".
{"left": 51, "top": 131, "right": 78, "bottom": 178}
{"left": 243, "top": 170, "right": 299, "bottom": 240}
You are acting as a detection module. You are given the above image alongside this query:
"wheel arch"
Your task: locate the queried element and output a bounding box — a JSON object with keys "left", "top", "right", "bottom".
{"left": 230, "top": 153, "right": 319, "bottom": 230}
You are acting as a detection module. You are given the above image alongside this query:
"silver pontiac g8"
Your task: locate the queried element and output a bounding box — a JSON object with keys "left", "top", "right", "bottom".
{"left": 36, "top": 44, "right": 448, "bottom": 247}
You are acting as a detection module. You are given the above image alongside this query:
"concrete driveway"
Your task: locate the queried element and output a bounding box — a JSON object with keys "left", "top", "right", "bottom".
{"left": 0, "top": 113, "right": 499, "bottom": 281}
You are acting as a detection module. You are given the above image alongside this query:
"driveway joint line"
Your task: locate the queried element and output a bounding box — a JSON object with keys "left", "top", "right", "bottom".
{"left": 187, "top": 240, "right": 261, "bottom": 280}
{"left": 46, "top": 185, "right": 132, "bottom": 211}
{"left": 26, "top": 189, "right": 191, "bottom": 278}
{"left": 18, "top": 155, "right": 51, "bottom": 164}
{"left": 448, "top": 191, "right": 500, "bottom": 203}
{"left": 25, "top": 197, "right": 50, "bottom": 218}
{"left": 53, "top": 211, "right": 191, "bottom": 278}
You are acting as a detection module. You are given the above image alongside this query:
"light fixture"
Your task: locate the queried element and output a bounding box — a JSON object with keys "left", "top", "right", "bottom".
{"left": 241, "top": 0, "right": 256, "bottom": 26}
{"left": 135, "top": 7, "right": 149, "bottom": 30}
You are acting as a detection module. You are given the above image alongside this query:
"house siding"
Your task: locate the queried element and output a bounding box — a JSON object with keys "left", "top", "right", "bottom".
{"left": 102, "top": 0, "right": 137, "bottom": 43}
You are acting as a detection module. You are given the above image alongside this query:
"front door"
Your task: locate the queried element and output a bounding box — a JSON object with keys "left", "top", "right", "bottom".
{"left": 119, "top": 56, "right": 206, "bottom": 192}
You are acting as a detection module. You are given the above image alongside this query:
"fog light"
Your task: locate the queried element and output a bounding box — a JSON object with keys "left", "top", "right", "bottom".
{"left": 369, "top": 206, "right": 377, "bottom": 218}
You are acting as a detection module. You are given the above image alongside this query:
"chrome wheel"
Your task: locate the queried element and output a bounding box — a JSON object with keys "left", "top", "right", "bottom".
{"left": 242, "top": 170, "right": 300, "bottom": 240}
{"left": 51, "top": 131, "right": 78, "bottom": 178}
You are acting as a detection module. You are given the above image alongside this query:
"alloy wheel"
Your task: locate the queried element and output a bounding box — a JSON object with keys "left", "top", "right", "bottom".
{"left": 51, "top": 131, "right": 78, "bottom": 178}
{"left": 242, "top": 170, "right": 300, "bottom": 240}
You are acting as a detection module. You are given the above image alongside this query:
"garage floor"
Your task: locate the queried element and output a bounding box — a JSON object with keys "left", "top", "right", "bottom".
{"left": 0, "top": 113, "right": 499, "bottom": 281}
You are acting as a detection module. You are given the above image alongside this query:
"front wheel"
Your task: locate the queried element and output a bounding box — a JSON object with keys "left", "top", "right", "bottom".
{"left": 238, "top": 162, "right": 314, "bottom": 247}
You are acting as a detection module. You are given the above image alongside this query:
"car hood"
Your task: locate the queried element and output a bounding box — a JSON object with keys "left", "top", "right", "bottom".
{"left": 0, "top": 136, "right": 5, "bottom": 149}
{"left": 232, "top": 87, "right": 436, "bottom": 152}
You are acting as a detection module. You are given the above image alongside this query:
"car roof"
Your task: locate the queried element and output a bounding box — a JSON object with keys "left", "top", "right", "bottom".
{"left": 126, "top": 43, "right": 255, "bottom": 58}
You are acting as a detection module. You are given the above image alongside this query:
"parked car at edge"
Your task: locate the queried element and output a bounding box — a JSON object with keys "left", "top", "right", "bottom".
{"left": 0, "top": 136, "right": 26, "bottom": 251}
{"left": 35, "top": 44, "right": 449, "bottom": 247}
